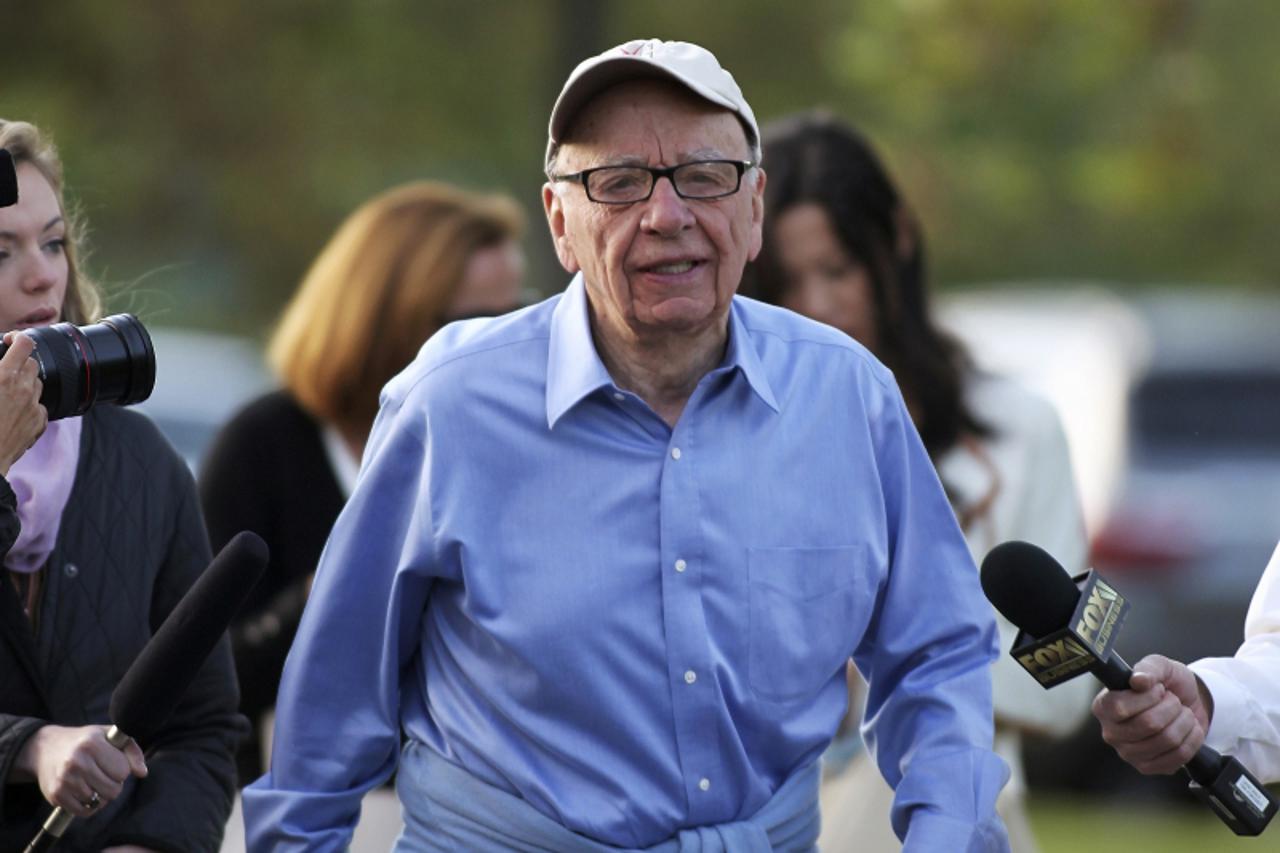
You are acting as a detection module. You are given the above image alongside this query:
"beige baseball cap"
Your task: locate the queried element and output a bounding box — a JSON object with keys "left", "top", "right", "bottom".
{"left": 547, "top": 39, "right": 760, "bottom": 167}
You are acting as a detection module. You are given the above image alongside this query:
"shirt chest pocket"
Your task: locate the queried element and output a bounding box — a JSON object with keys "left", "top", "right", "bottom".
{"left": 748, "top": 545, "right": 869, "bottom": 702}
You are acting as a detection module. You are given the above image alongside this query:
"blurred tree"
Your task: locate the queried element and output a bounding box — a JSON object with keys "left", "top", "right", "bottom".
{"left": 1, "top": 0, "right": 1276, "bottom": 337}
{"left": 815, "top": 0, "right": 1280, "bottom": 289}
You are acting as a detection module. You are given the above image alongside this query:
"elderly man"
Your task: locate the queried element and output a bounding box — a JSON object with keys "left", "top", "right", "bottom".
{"left": 243, "top": 40, "right": 1010, "bottom": 852}
{"left": 1093, "top": 541, "right": 1280, "bottom": 782}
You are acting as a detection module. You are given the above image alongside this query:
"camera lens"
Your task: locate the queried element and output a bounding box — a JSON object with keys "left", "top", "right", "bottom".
{"left": 1, "top": 313, "right": 156, "bottom": 421}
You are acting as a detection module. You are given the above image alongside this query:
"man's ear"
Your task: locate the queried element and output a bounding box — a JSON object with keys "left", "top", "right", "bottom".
{"left": 746, "top": 167, "right": 767, "bottom": 262}
{"left": 543, "top": 183, "right": 580, "bottom": 274}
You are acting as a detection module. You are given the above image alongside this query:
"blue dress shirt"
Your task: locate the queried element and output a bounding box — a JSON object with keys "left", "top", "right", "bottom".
{"left": 243, "top": 274, "right": 1009, "bottom": 851}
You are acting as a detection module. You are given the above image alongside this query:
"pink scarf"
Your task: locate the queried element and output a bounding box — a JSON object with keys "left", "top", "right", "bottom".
{"left": 5, "top": 417, "right": 82, "bottom": 574}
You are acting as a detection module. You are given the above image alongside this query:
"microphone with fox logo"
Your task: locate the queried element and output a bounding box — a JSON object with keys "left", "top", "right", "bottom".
{"left": 981, "top": 539, "right": 1276, "bottom": 837}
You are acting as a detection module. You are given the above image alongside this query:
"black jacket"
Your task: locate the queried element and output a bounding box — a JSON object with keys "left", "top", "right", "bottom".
{"left": 0, "top": 406, "right": 245, "bottom": 853}
{"left": 199, "top": 389, "right": 346, "bottom": 784}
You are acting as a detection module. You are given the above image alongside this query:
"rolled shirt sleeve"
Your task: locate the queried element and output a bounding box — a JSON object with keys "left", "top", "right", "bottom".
{"left": 857, "top": 385, "right": 1011, "bottom": 851}
{"left": 242, "top": 395, "right": 437, "bottom": 851}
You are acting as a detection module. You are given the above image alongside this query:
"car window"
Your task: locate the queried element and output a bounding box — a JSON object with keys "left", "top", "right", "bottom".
{"left": 1132, "top": 369, "right": 1280, "bottom": 453}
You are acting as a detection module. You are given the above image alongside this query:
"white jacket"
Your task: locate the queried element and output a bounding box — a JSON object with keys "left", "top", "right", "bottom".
{"left": 1190, "top": 541, "right": 1280, "bottom": 783}
{"left": 936, "top": 374, "right": 1096, "bottom": 794}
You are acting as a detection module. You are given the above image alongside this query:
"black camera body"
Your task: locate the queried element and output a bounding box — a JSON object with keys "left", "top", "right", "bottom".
{"left": 1, "top": 152, "right": 154, "bottom": 420}
{"left": 0, "top": 314, "right": 156, "bottom": 421}
{"left": 1, "top": 149, "right": 17, "bottom": 208}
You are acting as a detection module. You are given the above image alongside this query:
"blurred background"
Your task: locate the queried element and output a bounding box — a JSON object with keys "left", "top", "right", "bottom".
{"left": 7, "top": 1, "right": 1280, "bottom": 324}
{"left": 6, "top": 1, "right": 1279, "bottom": 849}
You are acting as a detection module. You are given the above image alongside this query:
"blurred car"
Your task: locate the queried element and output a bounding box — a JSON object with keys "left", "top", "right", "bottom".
{"left": 944, "top": 285, "right": 1280, "bottom": 801}
{"left": 1090, "top": 290, "right": 1280, "bottom": 665}
{"left": 943, "top": 286, "right": 1280, "bottom": 664}
{"left": 996, "top": 288, "right": 1280, "bottom": 801}
{"left": 135, "top": 327, "right": 271, "bottom": 471}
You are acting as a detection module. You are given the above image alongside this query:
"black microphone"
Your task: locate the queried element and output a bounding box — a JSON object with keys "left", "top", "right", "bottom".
{"left": 980, "top": 540, "right": 1277, "bottom": 837}
{"left": 1, "top": 149, "right": 17, "bottom": 208}
{"left": 25, "top": 531, "right": 269, "bottom": 853}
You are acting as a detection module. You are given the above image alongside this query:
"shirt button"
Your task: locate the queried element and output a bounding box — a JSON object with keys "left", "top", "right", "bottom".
{"left": 674, "top": 559, "right": 687, "bottom": 573}
{"left": 671, "top": 447, "right": 682, "bottom": 460}
{"left": 684, "top": 670, "right": 697, "bottom": 684}
{"left": 64, "top": 563, "right": 79, "bottom": 578}
{"left": 613, "top": 392, "right": 625, "bottom": 401}
{"left": 699, "top": 777, "right": 711, "bottom": 792}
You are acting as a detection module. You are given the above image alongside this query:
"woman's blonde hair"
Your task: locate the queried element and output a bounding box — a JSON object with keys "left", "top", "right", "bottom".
{"left": 0, "top": 119, "right": 102, "bottom": 323}
{"left": 268, "top": 181, "right": 524, "bottom": 435}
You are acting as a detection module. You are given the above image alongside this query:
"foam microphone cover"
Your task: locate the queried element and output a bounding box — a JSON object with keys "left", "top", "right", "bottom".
{"left": 980, "top": 540, "right": 1082, "bottom": 639}
{"left": 110, "top": 531, "right": 268, "bottom": 743}
{"left": 1, "top": 150, "right": 17, "bottom": 207}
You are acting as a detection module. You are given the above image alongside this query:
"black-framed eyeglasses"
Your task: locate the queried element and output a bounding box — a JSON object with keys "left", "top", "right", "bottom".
{"left": 551, "top": 159, "right": 755, "bottom": 205}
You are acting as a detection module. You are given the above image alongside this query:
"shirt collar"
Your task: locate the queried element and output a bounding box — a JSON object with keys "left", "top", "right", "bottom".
{"left": 545, "top": 274, "right": 779, "bottom": 428}
{"left": 724, "top": 299, "right": 780, "bottom": 414}
{"left": 546, "top": 274, "right": 614, "bottom": 428}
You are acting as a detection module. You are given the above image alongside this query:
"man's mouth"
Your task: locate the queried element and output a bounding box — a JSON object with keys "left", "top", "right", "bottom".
{"left": 642, "top": 260, "right": 700, "bottom": 276}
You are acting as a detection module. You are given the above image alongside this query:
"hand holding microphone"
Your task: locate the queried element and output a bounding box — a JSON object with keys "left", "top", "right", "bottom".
{"left": 24, "top": 531, "right": 268, "bottom": 853}
{"left": 14, "top": 724, "right": 147, "bottom": 819}
{"left": 1091, "top": 653, "right": 1215, "bottom": 775}
{"left": 980, "top": 540, "right": 1277, "bottom": 837}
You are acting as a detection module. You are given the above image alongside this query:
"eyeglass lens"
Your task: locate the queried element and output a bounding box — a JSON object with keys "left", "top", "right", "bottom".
{"left": 587, "top": 161, "right": 742, "bottom": 203}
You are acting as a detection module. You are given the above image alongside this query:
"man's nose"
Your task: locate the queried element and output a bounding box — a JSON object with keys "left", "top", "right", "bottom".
{"left": 640, "top": 176, "right": 694, "bottom": 236}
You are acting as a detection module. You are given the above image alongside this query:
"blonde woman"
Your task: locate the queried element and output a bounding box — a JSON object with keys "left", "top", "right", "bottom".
{"left": 0, "top": 119, "right": 241, "bottom": 853}
{"left": 198, "top": 181, "right": 525, "bottom": 784}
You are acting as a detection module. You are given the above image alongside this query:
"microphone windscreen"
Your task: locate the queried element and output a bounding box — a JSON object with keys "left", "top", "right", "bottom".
{"left": 109, "top": 531, "right": 268, "bottom": 742}
{"left": 980, "top": 540, "right": 1081, "bottom": 639}
{"left": 1, "top": 150, "right": 17, "bottom": 207}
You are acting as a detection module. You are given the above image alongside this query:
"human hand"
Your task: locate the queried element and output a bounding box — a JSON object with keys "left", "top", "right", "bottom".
{"left": 1092, "top": 653, "right": 1214, "bottom": 775}
{"left": 0, "top": 331, "right": 46, "bottom": 475}
{"left": 14, "top": 724, "right": 148, "bottom": 818}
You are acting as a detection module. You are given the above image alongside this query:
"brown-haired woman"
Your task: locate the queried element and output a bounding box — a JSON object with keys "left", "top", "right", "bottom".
{"left": 198, "top": 180, "right": 526, "bottom": 785}
{"left": 0, "top": 119, "right": 242, "bottom": 853}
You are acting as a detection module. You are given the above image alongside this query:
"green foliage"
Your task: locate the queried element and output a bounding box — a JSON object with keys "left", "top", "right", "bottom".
{"left": 1029, "top": 795, "right": 1280, "bottom": 852}
{"left": 2, "top": 1, "right": 1277, "bottom": 334}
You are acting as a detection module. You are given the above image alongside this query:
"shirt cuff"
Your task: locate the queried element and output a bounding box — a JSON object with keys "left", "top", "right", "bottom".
{"left": 892, "top": 748, "right": 1011, "bottom": 852}
{"left": 1189, "top": 657, "right": 1252, "bottom": 754}
{"left": 242, "top": 773, "right": 363, "bottom": 853}
{"left": 901, "top": 809, "right": 1011, "bottom": 852}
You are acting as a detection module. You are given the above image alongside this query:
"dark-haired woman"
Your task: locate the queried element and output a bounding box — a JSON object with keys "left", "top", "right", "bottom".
{"left": 746, "top": 112, "right": 1092, "bottom": 852}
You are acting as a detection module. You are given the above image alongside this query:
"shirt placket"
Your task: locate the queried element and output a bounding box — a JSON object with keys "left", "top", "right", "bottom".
{"left": 657, "top": 415, "right": 724, "bottom": 822}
